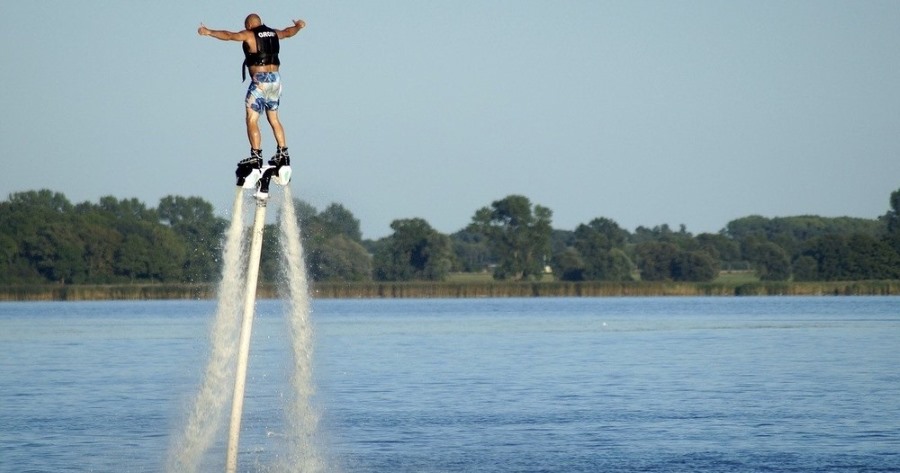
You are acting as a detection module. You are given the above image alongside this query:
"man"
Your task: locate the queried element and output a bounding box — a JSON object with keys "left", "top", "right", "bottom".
{"left": 198, "top": 14, "right": 305, "bottom": 187}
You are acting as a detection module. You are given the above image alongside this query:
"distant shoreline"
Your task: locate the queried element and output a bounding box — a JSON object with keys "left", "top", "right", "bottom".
{"left": 1, "top": 280, "right": 898, "bottom": 301}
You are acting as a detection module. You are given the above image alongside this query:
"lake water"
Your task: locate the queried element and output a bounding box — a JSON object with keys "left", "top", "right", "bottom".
{"left": 1, "top": 297, "right": 898, "bottom": 472}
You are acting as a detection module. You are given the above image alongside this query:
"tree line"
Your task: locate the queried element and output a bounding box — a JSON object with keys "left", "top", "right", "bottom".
{"left": 2, "top": 188, "right": 899, "bottom": 285}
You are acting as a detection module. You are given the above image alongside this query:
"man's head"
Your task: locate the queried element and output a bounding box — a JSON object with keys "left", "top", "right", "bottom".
{"left": 244, "top": 13, "right": 261, "bottom": 29}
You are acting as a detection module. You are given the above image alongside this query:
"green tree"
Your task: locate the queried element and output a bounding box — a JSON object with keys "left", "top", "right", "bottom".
{"left": 98, "top": 196, "right": 158, "bottom": 221}
{"left": 373, "top": 218, "right": 453, "bottom": 281}
{"left": 5, "top": 191, "right": 87, "bottom": 283}
{"left": 12, "top": 192, "right": 191, "bottom": 284}
{"left": 113, "top": 222, "right": 185, "bottom": 282}
{"left": 8, "top": 189, "right": 74, "bottom": 213}
{"left": 792, "top": 255, "right": 818, "bottom": 282}
{"left": 751, "top": 242, "right": 791, "bottom": 281}
{"left": 695, "top": 233, "right": 740, "bottom": 267}
{"left": 606, "top": 248, "right": 636, "bottom": 281}
{"left": 291, "top": 199, "right": 320, "bottom": 241}
{"left": 843, "top": 234, "right": 900, "bottom": 279}
{"left": 671, "top": 250, "right": 717, "bottom": 282}
{"left": 635, "top": 242, "right": 716, "bottom": 282}
{"left": 552, "top": 247, "right": 586, "bottom": 281}
{"left": 78, "top": 223, "right": 122, "bottom": 283}
{"left": 286, "top": 199, "right": 372, "bottom": 282}
{"left": 315, "top": 234, "right": 372, "bottom": 281}
{"left": 631, "top": 223, "right": 693, "bottom": 247}
{"left": 83, "top": 197, "right": 185, "bottom": 282}
{"left": 635, "top": 242, "right": 679, "bottom": 281}
{"left": 450, "top": 229, "right": 492, "bottom": 272}
{"left": 583, "top": 217, "right": 629, "bottom": 249}
{"left": 158, "top": 195, "right": 227, "bottom": 282}
{"left": 318, "top": 203, "right": 363, "bottom": 242}
{"left": 726, "top": 214, "right": 883, "bottom": 258}
{"left": 800, "top": 234, "right": 900, "bottom": 281}
{"left": 23, "top": 222, "right": 87, "bottom": 284}
{"left": 0, "top": 233, "right": 17, "bottom": 284}
{"left": 158, "top": 195, "right": 216, "bottom": 227}
{"left": 469, "top": 195, "right": 552, "bottom": 280}
{"left": 882, "top": 188, "right": 900, "bottom": 255}
{"left": 572, "top": 218, "right": 633, "bottom": 281}
{"left": 885, "top": 189, "right": 900, "bottom": 232}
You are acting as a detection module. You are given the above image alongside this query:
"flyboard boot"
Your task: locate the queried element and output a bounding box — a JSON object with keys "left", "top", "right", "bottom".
{"left": 268, "top": 147, "right": 292, "bottom": 186}
{"left": 235, "top": 149, "right": 263, "bottom": 189}
{"left": 253, "top": 147, "right": 292, "bottom": 201}
{"left": 254, "top": 147, "right": 292, "bottom": 201}
{"left": 255, "top": 165, "right": 276, "bottom": 201}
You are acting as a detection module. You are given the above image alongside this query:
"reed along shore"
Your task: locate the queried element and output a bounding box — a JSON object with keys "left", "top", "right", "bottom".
{"left": 1, "top": 280, "right": 898, "bottom": 301}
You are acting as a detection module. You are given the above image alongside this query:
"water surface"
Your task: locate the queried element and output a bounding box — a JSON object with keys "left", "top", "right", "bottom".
{"left": 1, "top": 297, "right": 898, "bottom": 472}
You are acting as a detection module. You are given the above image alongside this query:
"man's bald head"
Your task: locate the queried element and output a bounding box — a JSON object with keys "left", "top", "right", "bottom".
{"left": 244, "top": 13, "right": 261, "bottom": 29}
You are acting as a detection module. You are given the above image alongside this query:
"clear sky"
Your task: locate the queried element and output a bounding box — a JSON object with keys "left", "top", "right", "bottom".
{"left": 3, "top": 1, "right": 899, "bottom": 239}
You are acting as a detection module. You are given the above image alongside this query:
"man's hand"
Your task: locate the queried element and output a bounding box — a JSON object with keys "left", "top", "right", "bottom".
{"left": 277, "top": 19, "right": 306, "bottom": 39}
{"left": 198, "top": 24, "right": 245, "bottom": 41}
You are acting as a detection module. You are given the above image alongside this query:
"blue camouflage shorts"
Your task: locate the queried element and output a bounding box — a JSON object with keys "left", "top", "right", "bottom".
{"left": 246, "top": 72, "right": 282, "bottom": 112}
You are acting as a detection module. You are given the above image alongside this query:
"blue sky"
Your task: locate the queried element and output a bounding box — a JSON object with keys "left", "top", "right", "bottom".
{"left": 2, "top": 1, "right": 899, "bottom": 239}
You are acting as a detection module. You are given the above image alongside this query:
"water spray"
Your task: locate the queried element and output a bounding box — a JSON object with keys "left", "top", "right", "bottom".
{"left": 168, "top": 164, "right": 323, "bottom": 472}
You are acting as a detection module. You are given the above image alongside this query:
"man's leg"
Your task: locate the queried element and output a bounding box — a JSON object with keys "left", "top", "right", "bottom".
{"left": 265, "top": 109, "right": 290, "bottom": 167}
{"left": 265, "top": 109, "right": 286, "bottom": 149}
{"left": 235, "top": 106, "right": 265, "bottom": 187}
{"left": 247, "top": 107, "right": 263, "bottom": 150}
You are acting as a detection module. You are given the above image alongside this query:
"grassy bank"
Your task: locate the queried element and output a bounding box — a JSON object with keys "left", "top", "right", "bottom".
{"left": 1, "top": 280, "right": 898, "bottom": 301}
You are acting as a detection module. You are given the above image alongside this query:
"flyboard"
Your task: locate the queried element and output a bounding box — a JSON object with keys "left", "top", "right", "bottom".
{"left": 225, "top": 160, "right": 292, "bottom": 473}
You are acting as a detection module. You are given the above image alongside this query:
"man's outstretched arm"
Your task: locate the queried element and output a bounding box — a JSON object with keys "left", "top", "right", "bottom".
{"left": 277, "top": 19, "right": 306, "bottom": 40}
{"left": 198, "top": 23, "right": 249, "bottom": 41}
